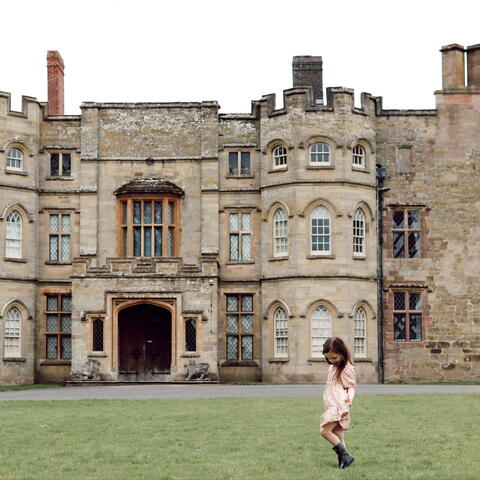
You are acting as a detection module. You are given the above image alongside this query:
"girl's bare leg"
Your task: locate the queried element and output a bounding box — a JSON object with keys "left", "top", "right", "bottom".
{"left": 333, "top": 425, "right": 345, "bottom": 446}
{"left": 320, "top": 422, "right": 341, "bottom": 446}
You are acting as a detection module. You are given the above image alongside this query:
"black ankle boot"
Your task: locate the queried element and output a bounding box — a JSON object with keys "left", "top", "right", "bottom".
{"left": 332, "top": 442, "right": 355, "bottom": 469}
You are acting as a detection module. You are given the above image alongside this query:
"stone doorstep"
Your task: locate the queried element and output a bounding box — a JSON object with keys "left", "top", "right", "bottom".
{"left": 65, "top": 380, "right": 219, "bottom": 387}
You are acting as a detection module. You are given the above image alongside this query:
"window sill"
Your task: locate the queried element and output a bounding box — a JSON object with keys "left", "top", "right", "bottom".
{"left": 268, "top": 357, "right": 289, "bottom": 363}
{"left": 353, "top": 357, "right": 373, "bottom": 362}
{"left": 352, "top": 166, "right": 369, "bottom": 173}
{"left": 226, "top": 174, "right": 254, "bottom": 179}
{"left": 4, "top": 257, "right": 27, "bottom": 263}
{"left": 306, "top": 254, "right": 335, "bottom": 259}
{"left": 226, "top": 260, "right": 255, "bottom": 265}
{"left": 306, "top": 165, "right": 334, "bottom": 170}
{"left": 268, "top": 167, "right": 288, "bottom": 173}
{"left": 353, "top": 255, "right": 366, "bottom": 260}
{"left": 3, "top": 357, "right": 26, "bottom": 363}
{"left": 46, "top": 176, "right": 74, "bottom": 181}
{"left": 220, "top": 360, "right": 259, "bottom": 367}
{"left": 88, "top": 352, "right": 107, "bottom": 358}
{"left": 40, "top": 359, "right": 71, "bottom": 366}
{"left": 268, "top": 256, "right": 288, "bottom": 262}
{"left": 307, "top": 357, "right": 327, "bottom": 362}
{"left": 180, "top": 352, "right": 201, "bottom": 358}
{"left": 45, "top": 261, "right": 72, "bottom": 265}
{"left": 5, "top": 169, "right": 28, "bottom": 176}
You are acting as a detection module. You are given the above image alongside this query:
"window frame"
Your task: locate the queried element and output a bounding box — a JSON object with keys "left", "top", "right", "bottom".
{"left": 92, "top": 319, "right": 104, "bottom": 353}
{"left": 273, "top": 307, "right": 288, "bottom": 359}
{"left": 392, "top": 209, "right": 422, "bottom": 259}
{"left": 353, "top": 208, "right": 366, "bottom": 258}
{"left": 44, "top": 293, "right": 72, "bottom": 360}
{"left": 6, "top": 147, "right": 23, "bottom": 172}
{"left": 185, "top": 318, "right": 197, "bottom": 352}
{"left": 310, "top": 205, "right": 331, "bottom": 256}
{"left": 311, "top": 305, "right": 332, "bottom": 358}
{"left": 273, "top": 208, "right": 288, "bottom": 257}
{"left": 228, "top": 151, "right": 251, "bottom": 177}
{"left": 309, "top": 142, "right": 331, "bottom": 166}
{"left": 117, "top": 195, "right": 180, "bottom": 258}
{"left": 4, "top": 306, "right": 22, "bottom": 358}
{"left": 48, "top": 212, "right": 71, "bottom": 263}
{"left": 49, "top": 152, "right": 72, "bottom": 177}
{"left": 225, "top": 294, "right": 255, "bottom": 361}
{"left": 352, "top": 144, "right": 366, "bottom": 168}
{"left": 354, "top": 306, "right": 367, "bottom": 358}
{"left": 393, "top": 291, "right": 423, "bottom": 342}
{"left": 228, "top": 210, "right": 252, "bottom": 263}
{"left": 5, "top": 210, "right": 22, "bottom": 259}
{"left": 272, "top": 145, "right": 288, "bottom": 170}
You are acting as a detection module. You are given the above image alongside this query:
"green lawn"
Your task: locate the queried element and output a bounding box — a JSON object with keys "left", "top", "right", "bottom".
{"left": 0, "top": 394, "right": 478, "bottom": 480}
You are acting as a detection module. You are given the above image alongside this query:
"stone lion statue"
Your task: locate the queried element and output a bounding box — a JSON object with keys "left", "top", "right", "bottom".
{"left": 71, "top": 358, "right": 101, "bottom": 381}
{"left": 185, "top": 360, "right": 210, "bottom": 380}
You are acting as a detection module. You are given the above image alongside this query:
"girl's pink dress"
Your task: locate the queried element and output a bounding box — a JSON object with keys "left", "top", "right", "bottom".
{"left": 320, "top": 362, "right": 356, "bottom": 431}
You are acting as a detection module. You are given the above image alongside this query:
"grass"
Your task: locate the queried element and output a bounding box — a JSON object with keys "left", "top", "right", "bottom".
{"left": 0, "top": 394, "right": 478, "bottom": 480}
{"left": 0, "top": 384, "right": 63, "bottom": 392}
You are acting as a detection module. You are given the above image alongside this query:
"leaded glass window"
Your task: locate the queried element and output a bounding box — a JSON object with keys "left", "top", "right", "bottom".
{"left": 272, "top": 145, "right": 287, "bottom": 169}
{"left": 354, "top": 307, "right": 367, "bottom": 357}
{"left": 6, "top": 210, "right": 22, "bottom": 258}
{"left": 311, "top": 306, "right": 331, "bottom": 357}
{"left": 309, "top": 142, "right": 331, "bottom": 165}
{"left": 93, "top": 319, "right": 104, "bottom": 352}
{"left": 6, "top": 148, "right": 23, "bottom": 170}
{"left": 353, "top": 209, "right": 366, "bottom": 256}
{"left": 49, "top": 213, "right": 71, "bottom": 262}
{"left": 225, "top": 294, "right": 254, "bottom": 361}
{"left": 311, "top": 206, "right": 331, "bottom": 254}
{"left": 4, "top": 306, "right": 21, "bottom": 358}
{"left": 185, "top": 319, "right": 196, "bottom": 352}
{"left": 45, "top": 293, "right": 72, "bottom": 359}
{"left": 392, "top": 209, "right": 421, "bottom": 258}
{"left": 229, "top": 212, "right": 251, "bottom": 262}
{"left": 393, "top": 291, "right": 422, "bottom": 342}
{"left": 50, "top": 153, "right": 71, "bottom": 176}
{"left": 274, "top": 307, "right": 288, "bottom": 358}
{"left": 229, "top": 151, "right": 251, "bottom": 176}
{"left": 119, "top": 198, "right": 179, "bottom": 257}
{"left": 273, "top": 208, "right": 288, "bottom": 257}
{"left": 352, "top": 145, "right": 365, "bottom": 167}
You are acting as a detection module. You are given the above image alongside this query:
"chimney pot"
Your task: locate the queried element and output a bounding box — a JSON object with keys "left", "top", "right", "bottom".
{"left": 292, "top": 56, "right": 323, "bottom": 104}
{"left": 47, "top": 50, "right": 65, "bottom": 115}
{"left": 466, "top": 44, "right": 480, "bottom": 87}
{"left": 440, "top": 44, "right": 465, "bottom": 89}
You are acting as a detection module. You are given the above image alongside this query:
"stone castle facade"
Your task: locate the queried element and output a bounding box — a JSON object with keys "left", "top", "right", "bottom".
{"left": 1, "top": 45, "right": 479, "bottom": 385}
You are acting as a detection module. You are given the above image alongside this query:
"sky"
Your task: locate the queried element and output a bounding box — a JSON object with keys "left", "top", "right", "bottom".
{"left": 2, "top": 0, "right": 479, "bottom": 115}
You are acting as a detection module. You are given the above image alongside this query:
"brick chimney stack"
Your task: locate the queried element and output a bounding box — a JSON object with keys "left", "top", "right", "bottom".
{"left": 440, "top": 44, "right": 465, "bottom": 89}
{"left": 466, "top": 44, "right": 480, "bottom": 87}
{"left": 47, "top": 50, "right": 65, "bottom": 115}
{"left": 292, "top": 56, "right": 323, "bottom": 104}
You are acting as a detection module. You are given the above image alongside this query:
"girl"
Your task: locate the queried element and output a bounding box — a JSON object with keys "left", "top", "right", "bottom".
{"left": 319, "top": 337, "right": 356, "bottom": 469}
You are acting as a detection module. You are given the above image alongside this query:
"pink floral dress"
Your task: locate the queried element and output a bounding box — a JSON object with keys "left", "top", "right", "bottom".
{"left": 320, "top": 362, "right": 356, "bottom": 431}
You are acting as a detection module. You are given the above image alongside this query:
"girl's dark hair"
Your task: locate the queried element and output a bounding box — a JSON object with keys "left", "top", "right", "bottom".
{"left": 322, "top": 337, "right": 353, "bottom": 380}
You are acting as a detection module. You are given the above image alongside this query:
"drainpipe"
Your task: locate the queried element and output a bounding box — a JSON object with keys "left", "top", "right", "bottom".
{"left": 376, "top": 165, "right": 388, "bottom": 384}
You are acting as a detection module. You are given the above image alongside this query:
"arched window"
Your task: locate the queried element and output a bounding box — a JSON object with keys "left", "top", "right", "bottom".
{"left": 272, "top": 145, "right": 287, "bottom": 169}
{"left": 311, "top": 206, "right": 331, "bottom": 254}
{"left": 309, "top": 143, "right": 330, "bottom": 165}
{"left": 352, "top": 145, "right": 365, "bottom": 167}
{"left": 311, "top": 306, "right": 331, "bottom": 357}
{"left": 273, "top": 208, "right": 288, "bottom": 257}
{"left": 354, "top": 307, "right": 367, "bottom": 357}
{"left": 6, "top": 210, "right": 22, "bottom": 258}
{"left": 274, "top": 307, "right": 288, "bottom": 358}
{"left": 353, "top": 208, "right": 366, "bottom": 256}
{"left": 6, "top": 148, "right": 23, "bottom": 171}
{"left": 4, "top": 306, "right": 21, "bottom": 358}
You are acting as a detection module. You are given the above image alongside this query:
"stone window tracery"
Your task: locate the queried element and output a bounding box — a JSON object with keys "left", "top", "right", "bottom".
{"left": 274, "top": 307, "right": 288, "bottom": 358}
{"left": 4, "top": 306, "right": 21, "bottom": 358}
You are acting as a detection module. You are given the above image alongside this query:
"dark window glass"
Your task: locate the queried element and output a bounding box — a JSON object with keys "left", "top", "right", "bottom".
{"left": 393, "top": 291, "right": 423, "bottom": 342}
{"left": 185, "top": 320, "right": 196, "bottom": 352}
{"left": 50, "top": 154, "right": 59, "bottom": 176}
{"left": 392, "top": 210, "right": 421, "bottom": 259}
{"left": 62, "top": 154, "right": 71, "bottom": 176}
{"left": 225, "top": 294, "right": 254, "bottom": 361}
{"left": 93, "top": 320, "right": 104, "bottom": 351}
{"left": 229, "top": 152, "right": 238, "bottom": 175}
{"left": 241, "top": 152, "right": 250, "bottom": 175}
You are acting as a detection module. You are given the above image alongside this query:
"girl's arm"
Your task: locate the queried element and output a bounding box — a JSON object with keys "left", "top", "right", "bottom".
{"left": 345, "top": 387, "right": 355, "bottom": 405}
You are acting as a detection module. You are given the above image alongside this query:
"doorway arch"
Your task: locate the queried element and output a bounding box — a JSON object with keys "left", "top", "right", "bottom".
{"left": 118, "top": 303, "right": 172, "bottom": 379}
